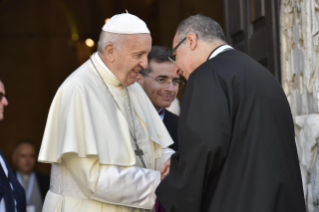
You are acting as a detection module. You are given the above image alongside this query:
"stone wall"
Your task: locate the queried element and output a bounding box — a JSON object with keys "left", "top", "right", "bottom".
{"left": 281, "top": 0, "right": 319, "bottom": 211}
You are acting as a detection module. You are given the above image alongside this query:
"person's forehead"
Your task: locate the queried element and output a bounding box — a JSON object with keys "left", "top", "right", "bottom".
{"left": 150, "top": 61, "right": 178, "bottom": 77}
{"left": 16, "top": 144, "right": 36, "bottom": 153}
{"left": 124, "top": 34, "right": 151, "bottom": 50}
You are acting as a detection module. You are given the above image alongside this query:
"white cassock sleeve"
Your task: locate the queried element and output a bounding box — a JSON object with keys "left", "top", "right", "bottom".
{"left": 155, "top": 148, "right": 175, "bottom": 171}
{"left": 63, "top": 153, "right": 161, "bottom": 209}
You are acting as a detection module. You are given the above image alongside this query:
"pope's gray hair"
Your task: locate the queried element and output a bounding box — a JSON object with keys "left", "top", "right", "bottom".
{"left": 97, "top": 31, "right": 126, "bottom": 54}
{"left": 176, "top": 14, "right": 226, "bottom": 43}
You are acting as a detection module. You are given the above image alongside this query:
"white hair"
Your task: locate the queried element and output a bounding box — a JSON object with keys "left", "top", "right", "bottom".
{"left": 97, "top": 31, "right": 126, "bottom": 54}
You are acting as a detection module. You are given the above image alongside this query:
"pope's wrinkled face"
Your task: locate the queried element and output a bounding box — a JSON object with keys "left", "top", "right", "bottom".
{"left": 172, "top": 33, "right": 197, "bottom": 80}
{"left": 0, "top": 81, "right": 8, "bottom": 121}
{"left": 114, "top": 34, "right": 152, "bottom": 86}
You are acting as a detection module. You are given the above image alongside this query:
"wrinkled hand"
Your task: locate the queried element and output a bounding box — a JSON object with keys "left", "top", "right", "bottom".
{"left": 161, "top": 159, "right": 171, "bottom": 180}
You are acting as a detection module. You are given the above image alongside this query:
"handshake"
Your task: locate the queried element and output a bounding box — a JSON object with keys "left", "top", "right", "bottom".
{"left": 160, "top": 159, "right": 171, "bottom": 180}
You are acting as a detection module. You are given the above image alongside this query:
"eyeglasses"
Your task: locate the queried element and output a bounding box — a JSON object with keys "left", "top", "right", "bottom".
{"left": 0, "top": 92, "right": 8, "bottom": 101}
{"left": 168, "top": 37, "right": 186, "bottom": 64}
{"left": 168, "top": 34, "right": 198, "bottom": 63}
{"left": 144, "top": 75, "right": 185, "bottom": 90}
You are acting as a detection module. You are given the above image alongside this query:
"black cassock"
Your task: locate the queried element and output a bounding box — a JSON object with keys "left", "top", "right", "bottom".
{"left": 156, "top": 50, "right": 306, "bottom": 212}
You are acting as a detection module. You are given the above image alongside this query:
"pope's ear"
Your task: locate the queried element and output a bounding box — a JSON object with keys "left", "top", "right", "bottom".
{"left": 186, "top": 33, "right": 198, "bottom": 51}
{"left": 104, "top": 43, "right": 116, "bottom": 62}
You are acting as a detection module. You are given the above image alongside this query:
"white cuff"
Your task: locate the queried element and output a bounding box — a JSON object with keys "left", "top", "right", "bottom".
{"left": 91, "top": 165, "right": 161, "bottom": 209}
{"left": 155, "top": 148, "right": 175, "bottom": 171}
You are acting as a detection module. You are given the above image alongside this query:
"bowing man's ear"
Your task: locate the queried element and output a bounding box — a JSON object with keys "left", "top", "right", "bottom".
{"left": 104, "top": 43, "right": 116, "bottom": 62}
{"left": 186, "top": 33, "right": 198, "bottom": 51}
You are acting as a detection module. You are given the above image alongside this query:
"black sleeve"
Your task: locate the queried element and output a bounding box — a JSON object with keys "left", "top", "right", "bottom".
{"left": 156, "top": 66, "right": 233, "bottom": 212}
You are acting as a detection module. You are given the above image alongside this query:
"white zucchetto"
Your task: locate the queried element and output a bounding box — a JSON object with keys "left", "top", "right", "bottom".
{"left": 102, "top": 12, "right": 150, "bottom": 34}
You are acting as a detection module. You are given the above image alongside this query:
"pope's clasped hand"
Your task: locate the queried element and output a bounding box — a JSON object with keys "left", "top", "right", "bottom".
{"left": 161, "top": 159, "right": 171, "bottom": 180}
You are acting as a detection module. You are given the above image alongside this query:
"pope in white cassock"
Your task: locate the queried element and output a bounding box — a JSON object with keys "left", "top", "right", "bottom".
{"left": 38, "top": 12, "right": 174, "bottom": 212}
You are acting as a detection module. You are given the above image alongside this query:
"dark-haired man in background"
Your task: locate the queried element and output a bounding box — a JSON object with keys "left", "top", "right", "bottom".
{"left": 0, "top": 80, "right": 26, "bottom": 212}
{"left": 137, "top": 46, "right": 183, "bottom": 151}
{"left": 156, "top": 15, "right": 306, "bottom": 212}
{"left": 13, "top": 140, "right": 50, "bottom": 212}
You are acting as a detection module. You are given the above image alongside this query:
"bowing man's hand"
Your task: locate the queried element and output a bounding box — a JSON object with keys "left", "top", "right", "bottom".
{"left": 161, "top": 159, "right": 171, "bottom": 180}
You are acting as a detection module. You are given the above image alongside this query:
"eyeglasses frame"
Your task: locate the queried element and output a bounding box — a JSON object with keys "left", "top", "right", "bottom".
{"left": 168, "top": 34, "right": 198, "bottom": 64}
{"left": 142, "top": 74, "right": 185, "bottom": 90}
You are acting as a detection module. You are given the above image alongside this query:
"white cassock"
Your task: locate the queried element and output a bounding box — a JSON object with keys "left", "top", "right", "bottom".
{"left": 38, "top": 53, "right": 174, "bottom": 212}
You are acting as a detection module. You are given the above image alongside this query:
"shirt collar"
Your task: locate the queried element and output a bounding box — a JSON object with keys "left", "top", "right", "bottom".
{"left": 207, "top": 44, "right": 234, "bottom": 60}
{"left": 158, "top": 108, "right": 165, "bottom": 120}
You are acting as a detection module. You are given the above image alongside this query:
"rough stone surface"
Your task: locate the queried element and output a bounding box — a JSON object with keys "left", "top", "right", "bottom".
{"left": 281, "top": 0, "right": 319, "bottom": 211}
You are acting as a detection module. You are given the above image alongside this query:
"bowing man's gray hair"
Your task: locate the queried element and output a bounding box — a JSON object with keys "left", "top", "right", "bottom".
{"left": 97, "top": 31, "right": 125, "bottom": 54}
{"left": 176, "top": 14, "right": 226, "bottom": 43}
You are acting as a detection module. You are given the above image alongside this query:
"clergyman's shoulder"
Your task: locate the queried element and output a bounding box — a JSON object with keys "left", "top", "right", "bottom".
{"left": 128, "top": 82, "right": 149, "bottom": 97}
{"left": 202, "top": 51, "right": 240, "bottom": 72}
{"left": 190, "top": 50, "right": 247, "bottom": 82}
{"left": 60, "top": 60, "right": 97, "bottom": 90}
{"left": 128, "top": 82, "right": 144, "bottom": 92}
{"left": 127, "top": 82, "right": 150, "bottom": 102}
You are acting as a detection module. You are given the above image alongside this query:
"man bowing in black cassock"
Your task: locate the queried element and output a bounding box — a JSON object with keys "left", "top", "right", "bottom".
{"left": 155, "top": 14, "right": 306, "bottom": 212}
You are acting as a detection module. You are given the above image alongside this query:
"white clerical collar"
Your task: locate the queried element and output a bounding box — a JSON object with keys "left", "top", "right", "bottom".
{"left": 94, "top": 52, "right": 116, "bottom": 77}
{"left": 208, "top": 44, "right": 234, "bottom": 60}
{"left": 158, "top": 108, "right": 165, "bottom": 120}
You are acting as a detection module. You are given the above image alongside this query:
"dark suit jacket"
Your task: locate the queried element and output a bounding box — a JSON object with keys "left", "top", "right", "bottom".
{"left": 163, "top": 109, "right": 179, "bottom": 151}
{"left": 13, "top": 170, "right": 50, "bottom": 202}
{"left": 0, "top": 150, "right": 26, "bottom": 212}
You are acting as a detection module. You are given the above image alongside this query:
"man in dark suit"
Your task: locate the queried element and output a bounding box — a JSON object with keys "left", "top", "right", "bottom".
{"left": 0, "top": 80, "right": 26, "bottom": 212}
{"left": 13, "top": 140, "right": 50, "bottom": 212}
{"left": 156, "top": 14, "right": 306, "bottom": 212}
{"left": 137, "top": 46, "right": 184, "bottom": 151}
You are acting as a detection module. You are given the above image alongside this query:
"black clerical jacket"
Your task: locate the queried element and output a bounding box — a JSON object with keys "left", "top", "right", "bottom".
{"left": 156, "top": 50, "right": 306, "bottom": 212}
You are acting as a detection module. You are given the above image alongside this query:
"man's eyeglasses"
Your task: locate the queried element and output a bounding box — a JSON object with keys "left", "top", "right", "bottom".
{"left": 168, "top": 34, "right": 198, "bottom": 63}
{"left": 168, "top": 37, "right": 186, "bottom": 64}
{"left": 144, "top": 75, "right": 185, "bottom": 90}
{"left": 0, "top": 92, "right": 8, "bottom": 101}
